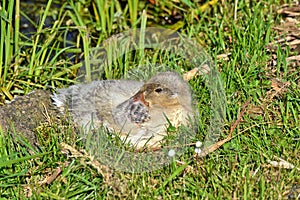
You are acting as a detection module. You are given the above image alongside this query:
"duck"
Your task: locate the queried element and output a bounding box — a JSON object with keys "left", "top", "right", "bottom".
{"left": 52, "top": 71, "right": 193, "bottom": 149}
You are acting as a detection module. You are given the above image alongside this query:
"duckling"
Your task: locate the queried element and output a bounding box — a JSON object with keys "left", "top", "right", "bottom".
{"left": 52, "top": 71, "right": 193, "bottom": 149}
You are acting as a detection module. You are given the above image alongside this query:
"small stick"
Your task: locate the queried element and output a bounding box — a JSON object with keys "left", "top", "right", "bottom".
{"left": 183, "top": 65, "right": 210, "bottom": 81}
{"left": 60, "top": 142, "right": 113, "bottom": 182}
{"left": 197, "top": 99, "right": 250, "bottom": 157}
{"left": 38, "top": 162, "right": 69, "bottom": 185}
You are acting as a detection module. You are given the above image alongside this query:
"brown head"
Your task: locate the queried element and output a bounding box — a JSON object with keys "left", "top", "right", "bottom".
{"left": 132, "top": 71, "right": 193, "bottom": 111}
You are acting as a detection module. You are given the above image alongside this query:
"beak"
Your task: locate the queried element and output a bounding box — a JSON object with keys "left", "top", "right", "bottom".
{"left": 132, "top": 91, "right": 149, "bottom": 107}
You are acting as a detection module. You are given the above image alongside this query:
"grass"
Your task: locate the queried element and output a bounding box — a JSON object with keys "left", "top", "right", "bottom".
{"left": 0, "top": 0, "right": 299, "bottom": 199}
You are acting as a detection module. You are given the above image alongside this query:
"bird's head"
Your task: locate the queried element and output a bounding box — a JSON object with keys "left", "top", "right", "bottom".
{"left": 132, "top": 72, "right": 192, "bottom": 110}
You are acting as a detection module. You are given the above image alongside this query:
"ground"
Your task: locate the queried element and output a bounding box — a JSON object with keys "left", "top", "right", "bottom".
{"left": 0, "top": 0, "right": 299, "bottom": 199}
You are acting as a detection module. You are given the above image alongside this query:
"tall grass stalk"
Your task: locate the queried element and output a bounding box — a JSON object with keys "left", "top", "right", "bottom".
{"left": 0, "top": 2, "right": 6, "bottom": 83}
{"left": 94, "top": 0, "right": 117, "bottom": 37}
{"left": 14, "top": 0, "right": 20, "bottom": 69}
{"left": 138, "top": 10, "right": 147, "bottom": 66}
{"left": 128, "top": 0, "right": 139, "bottom": 28}
{"left": 28, "top": 0, "right": 53, "bottom": 80}
{"left": 95, "top": 0, "right": 107, "bottom": 35}
{"left": 1, "top": 0, "right": 15, "bottom": 86}
{"left": 69, "top": 1, "right": 92, "bottom": 82}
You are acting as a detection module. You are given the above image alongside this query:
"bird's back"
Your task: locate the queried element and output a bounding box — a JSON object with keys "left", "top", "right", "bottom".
{"left": 52, "top": 80, "right": 144, "bottom": 130}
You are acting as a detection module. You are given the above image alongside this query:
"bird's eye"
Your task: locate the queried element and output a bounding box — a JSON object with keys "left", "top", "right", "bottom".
{"left": 154, "top": 88, "right": 163, "bottom": 93}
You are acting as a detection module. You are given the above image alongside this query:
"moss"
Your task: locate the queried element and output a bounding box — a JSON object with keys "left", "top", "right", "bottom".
{"left": 0, "top": 90, "right": 61, "bottom": 147}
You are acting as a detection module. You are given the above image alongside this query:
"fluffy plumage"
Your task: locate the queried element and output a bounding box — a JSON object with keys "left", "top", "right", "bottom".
{"left": 52, "top": 71, "right": 193, "bottom": 148}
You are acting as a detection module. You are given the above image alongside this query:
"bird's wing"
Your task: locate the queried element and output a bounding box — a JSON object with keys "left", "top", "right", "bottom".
{"left": 52, "top": 80, "right": 143, "bottom": 130}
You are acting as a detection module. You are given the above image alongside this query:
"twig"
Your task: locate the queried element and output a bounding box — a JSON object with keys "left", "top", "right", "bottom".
{"left": 38, "top": 162, "right": 69, "bottom": 185}
{"left": 197, "top": 99, "right": 250, "bottom": 157}
{"left": 60, "top": 142, "right": 113, "bottom": 182}
{"left": 286, "top": 55, "right": 300, "bottom": 61}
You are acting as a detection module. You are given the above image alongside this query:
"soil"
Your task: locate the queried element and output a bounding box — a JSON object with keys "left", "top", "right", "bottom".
{"left": 0, "top": 90, "right": 61, "bottom": 147}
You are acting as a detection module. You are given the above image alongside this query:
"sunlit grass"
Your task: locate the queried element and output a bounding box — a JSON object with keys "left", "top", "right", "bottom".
{"left": 0, "top": 0, "right": 299, "bottom": 199}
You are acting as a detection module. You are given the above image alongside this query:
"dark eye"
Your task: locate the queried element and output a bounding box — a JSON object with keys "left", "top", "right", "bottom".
{"left": 154, "top": 88, "right": 163, "bottom": 93}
